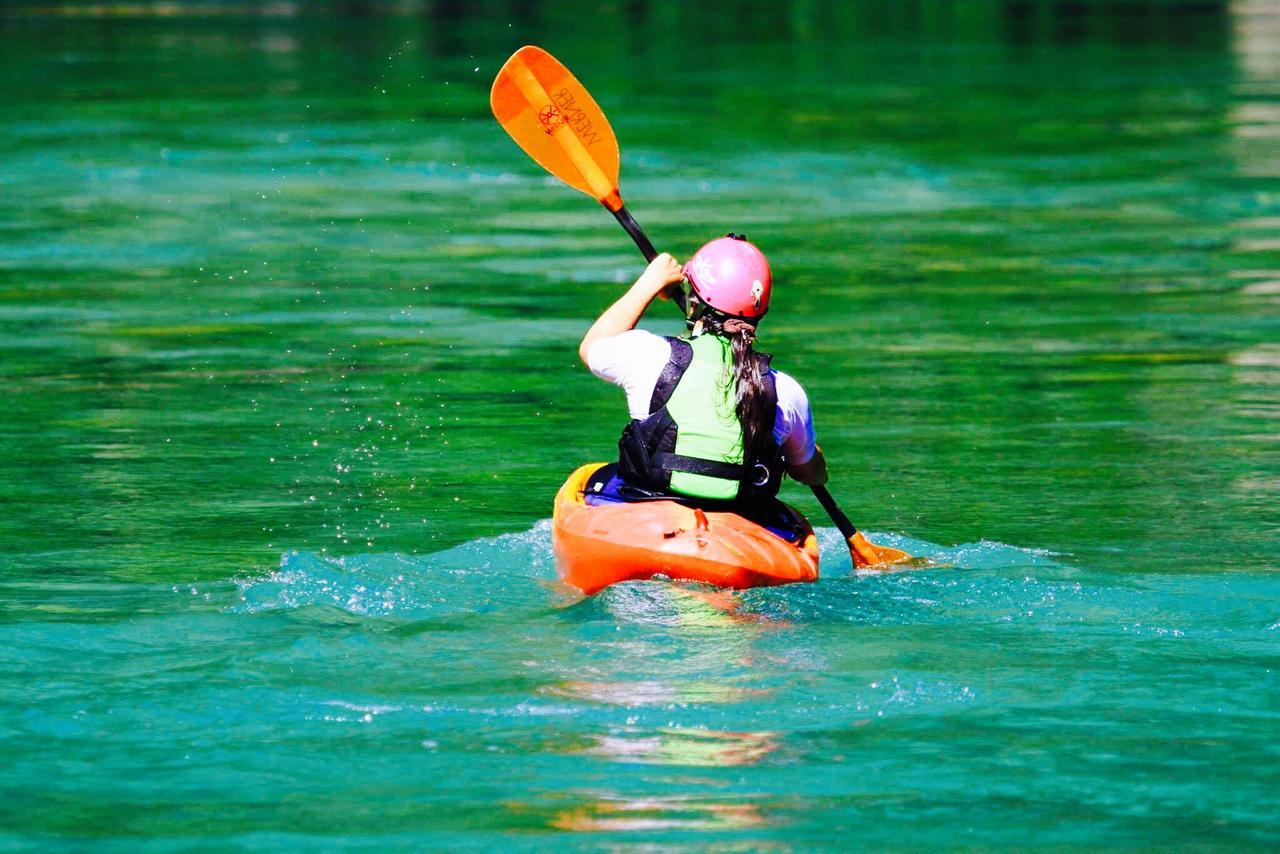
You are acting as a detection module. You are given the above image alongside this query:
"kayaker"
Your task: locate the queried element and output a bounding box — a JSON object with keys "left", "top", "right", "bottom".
{"left": 578, "top": 234, "right": 828, "bottom": 520}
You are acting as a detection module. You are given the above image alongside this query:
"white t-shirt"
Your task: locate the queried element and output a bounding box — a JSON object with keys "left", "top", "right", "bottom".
{"left": 586, "top": 329, "right": 817, "bottom": 465}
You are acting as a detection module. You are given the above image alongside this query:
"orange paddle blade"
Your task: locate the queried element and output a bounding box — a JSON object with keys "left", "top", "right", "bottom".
{"left": 849, "top": 531, "right": 914, "bottom": 569}
{"left": 490, "top": 45, "right": 623, "bottom": 211}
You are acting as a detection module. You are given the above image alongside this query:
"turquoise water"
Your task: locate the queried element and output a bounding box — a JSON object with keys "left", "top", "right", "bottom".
{"left": 2, "top": 1, "right": 1279, "bottom": 848}
{"left": 5, "top": 531, "right": 1279, "bottom": 846}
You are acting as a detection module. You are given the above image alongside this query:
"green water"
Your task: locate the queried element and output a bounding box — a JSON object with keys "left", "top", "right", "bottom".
{"left": 2, "top": 1, "right": 1278, "bottom": 848}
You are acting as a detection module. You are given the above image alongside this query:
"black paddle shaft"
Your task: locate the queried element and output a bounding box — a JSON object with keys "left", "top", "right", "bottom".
{"left": 811, "top": 483, "right": 857, "bottom": 540}
{"left": 609, "top": 204, "right": 686, "bottom": 313}
{"left": 611, "top": 205, "right": 656, "bottom": 261}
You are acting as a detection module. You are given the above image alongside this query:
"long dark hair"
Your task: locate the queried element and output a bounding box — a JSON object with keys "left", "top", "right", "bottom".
{"left": 698, "top": 310, "right": 771, "bottom": 462}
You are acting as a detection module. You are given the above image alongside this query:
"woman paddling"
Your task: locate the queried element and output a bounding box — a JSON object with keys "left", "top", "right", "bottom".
{"left": 578, "top": 234, "right": 828, "bottom": 525}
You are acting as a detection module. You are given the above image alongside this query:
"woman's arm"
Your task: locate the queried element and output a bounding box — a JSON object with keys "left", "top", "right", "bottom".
{"left": 774, "top": 374, "right": 828, "bottom": 485}
{"left": 578, "top": 253, "right": 685, "bottom": 366}
{"left": 787, "top": 446, "right": 828, "bottom": 485}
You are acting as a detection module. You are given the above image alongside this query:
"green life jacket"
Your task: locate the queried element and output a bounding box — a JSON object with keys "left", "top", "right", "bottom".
{"left": 617, "top": 334, "right": 784, "bottom": 502}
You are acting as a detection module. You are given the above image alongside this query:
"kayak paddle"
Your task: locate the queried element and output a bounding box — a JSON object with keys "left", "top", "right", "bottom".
{"left": 489, "top": 45, "right": 912, "bottom": 570}
{"left": 811, "top": 484, "right": 913, "bottom": 569}
{"left": 491, "top": 48, "right": 660, "bottom": 257}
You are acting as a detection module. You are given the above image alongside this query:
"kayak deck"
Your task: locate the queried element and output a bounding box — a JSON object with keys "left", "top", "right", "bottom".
{"left": 552, "top": 463, "right": 820, "bottom": 594}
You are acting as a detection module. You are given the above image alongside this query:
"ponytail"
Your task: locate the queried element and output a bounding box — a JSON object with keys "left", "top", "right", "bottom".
{"left": 699, "top": 313, "right": 772, "bottom": 464}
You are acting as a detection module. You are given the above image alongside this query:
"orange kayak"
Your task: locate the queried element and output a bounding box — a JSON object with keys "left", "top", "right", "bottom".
{"left": 552, "top": 463, "right": 820, "bottom": 594}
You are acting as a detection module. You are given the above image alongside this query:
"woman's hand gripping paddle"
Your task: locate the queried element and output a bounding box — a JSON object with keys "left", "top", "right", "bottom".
{"left": 491, "top": 45, "right": 683, "bottom": 305}
{"left": 491, "top": 45, "right": 911, "bottom": 570}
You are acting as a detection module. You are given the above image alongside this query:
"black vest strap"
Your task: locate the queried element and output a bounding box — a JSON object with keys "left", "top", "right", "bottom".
{"left": 652, "top": 452, "right": 747, "bottom": 481}
{"left": 759, "top": 353, "right": 777, "bottom": 409}
{"left": 649, "top": 337, "right": 693, "bottom": 412}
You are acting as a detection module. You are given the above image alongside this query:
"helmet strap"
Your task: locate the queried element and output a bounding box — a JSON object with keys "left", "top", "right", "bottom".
{"left": 684, "top": 292, "right": 707, "bottom": 330}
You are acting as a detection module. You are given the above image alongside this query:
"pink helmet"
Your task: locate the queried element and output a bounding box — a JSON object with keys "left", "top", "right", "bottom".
{"left": 683, "top": 233, "right": 772, "bottom": 319}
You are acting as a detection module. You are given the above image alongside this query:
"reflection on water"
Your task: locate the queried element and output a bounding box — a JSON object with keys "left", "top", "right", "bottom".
{"left": 1230, "top": 340, "right": 1280, "bottom": 503}
{"left": 580, "top": 727, "right": 779, "bottom": 767}
{"left": 546, "top": 680, "right": 766, "bottom": 707}
{"left": 552, "top": 795, "right": 769, "bottom": 833}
